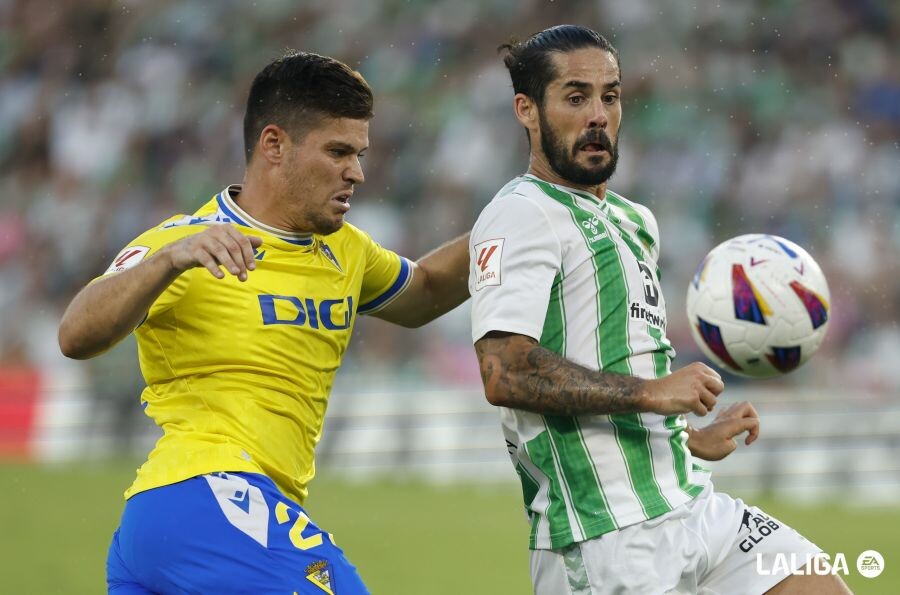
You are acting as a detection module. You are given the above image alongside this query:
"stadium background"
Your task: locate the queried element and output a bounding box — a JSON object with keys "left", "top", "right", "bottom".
{"left": 0, "top": 0, "right": 897, "bottom": 592}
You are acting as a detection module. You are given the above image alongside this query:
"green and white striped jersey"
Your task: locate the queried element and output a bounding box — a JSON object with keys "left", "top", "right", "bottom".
{"left": 470, "top": 174, "right": 709, "bottom": 551}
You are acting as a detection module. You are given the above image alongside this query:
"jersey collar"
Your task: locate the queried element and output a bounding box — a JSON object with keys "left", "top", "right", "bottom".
{"left": 216, "top": 184, "right": 315, "bottom": 246}
{"left": 522, "top": 174, "right": 610, "bottom": 210}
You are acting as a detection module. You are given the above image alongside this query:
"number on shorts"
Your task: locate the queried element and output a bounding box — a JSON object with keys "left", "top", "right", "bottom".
{"left": 274, "top": 501, "right": 323, "bottom": 551}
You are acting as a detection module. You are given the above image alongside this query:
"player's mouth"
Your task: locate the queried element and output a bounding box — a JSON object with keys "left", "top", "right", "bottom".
{"left": 578, "top": 142, "right": 608, "bottom": 155}
{"left": 331, "top": 191, "right": 352, "bottom": 214}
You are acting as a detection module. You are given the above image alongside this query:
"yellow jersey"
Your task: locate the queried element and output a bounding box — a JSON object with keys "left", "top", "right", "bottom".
{"left": 101, "top": 185, "right": 411, "bottom": 504}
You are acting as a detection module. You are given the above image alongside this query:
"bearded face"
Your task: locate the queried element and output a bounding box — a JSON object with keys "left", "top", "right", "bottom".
{"left": 539, "top": 106, "right": 619, "bottom": 186}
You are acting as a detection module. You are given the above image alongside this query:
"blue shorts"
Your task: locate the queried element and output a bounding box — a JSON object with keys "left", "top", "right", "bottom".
{"left": 107, "top": 472, "right": 368, "bottom": 594}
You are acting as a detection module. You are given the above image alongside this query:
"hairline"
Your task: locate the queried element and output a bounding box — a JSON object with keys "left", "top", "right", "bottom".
{"left": 535, "top": 47, "right": 621, "bottom": 106}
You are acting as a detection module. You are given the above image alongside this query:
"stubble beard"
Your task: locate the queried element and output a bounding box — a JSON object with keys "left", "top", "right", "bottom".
{"left": 282, "top": 159, "right": 344, "bottom": 236}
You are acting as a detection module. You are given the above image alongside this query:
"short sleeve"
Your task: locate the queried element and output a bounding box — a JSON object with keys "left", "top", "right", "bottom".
{"left": 356, "top": 230, "right": 413, "bottom": 315}
{"left": 470, "top": 194, "right": 561, "bottom": 343}
{"left": 96, "top": 216, "right": 205, "bottom": 317}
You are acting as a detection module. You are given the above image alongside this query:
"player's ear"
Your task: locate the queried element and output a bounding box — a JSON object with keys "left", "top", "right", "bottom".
{"left": 513, "top": 93, "right": 539, "bottom": 136}
{"left": 257, "top": 124, "right": 288, "bottom": 164}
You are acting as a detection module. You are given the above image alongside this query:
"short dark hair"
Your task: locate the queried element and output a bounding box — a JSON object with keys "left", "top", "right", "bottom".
{"left": 499, "top": 25, "right": 620, "bottom": 106}
{"left": 243, "top": 50, "right": 374, "bottom": 162}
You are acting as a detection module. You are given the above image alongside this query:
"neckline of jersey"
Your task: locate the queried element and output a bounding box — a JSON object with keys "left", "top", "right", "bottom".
{"left": 217, "top": 185, "right": 315, "bottom": 246}
{"left": 522, "top": 174, "right": 610, "bottom": 210}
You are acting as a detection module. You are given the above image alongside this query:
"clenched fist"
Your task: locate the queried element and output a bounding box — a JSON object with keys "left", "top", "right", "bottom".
{"left": 640, "top": 362, "right": 725, "bottom": 417}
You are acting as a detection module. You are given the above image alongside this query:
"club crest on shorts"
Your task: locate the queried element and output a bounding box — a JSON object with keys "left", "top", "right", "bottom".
{"left": 305, "top": 560, "right": 335, "bottom": 594}
{"left": 473, "top": 238, "right": 504, "bottom": 291}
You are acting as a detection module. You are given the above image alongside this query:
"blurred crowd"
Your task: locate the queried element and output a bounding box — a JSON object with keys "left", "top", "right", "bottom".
{"left": 0, "top": 0, "right": 897, "bottom": 414}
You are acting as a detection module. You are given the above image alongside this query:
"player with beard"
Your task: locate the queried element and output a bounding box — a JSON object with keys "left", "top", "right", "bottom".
{"left": 469, "top": 25, "right": 850, "bottom": 594}
{"left": 59, "top": 51, "right": 469, "bottom": 594}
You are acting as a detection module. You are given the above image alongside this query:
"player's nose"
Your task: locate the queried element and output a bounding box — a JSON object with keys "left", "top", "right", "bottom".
{"left": 344, "top": 158, "right": 364, "bottom": 185}
{"left": 587, "top": 101, "right": 608, "bottom": 129}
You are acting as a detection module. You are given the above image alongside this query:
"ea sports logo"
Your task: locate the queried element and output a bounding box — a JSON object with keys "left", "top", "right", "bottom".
{"left": 856, "top": 550, "right": 884, "bottom": 578}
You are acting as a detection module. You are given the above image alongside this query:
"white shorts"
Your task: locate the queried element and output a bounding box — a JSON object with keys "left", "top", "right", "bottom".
{"left": 530, "top": 485, "right": 821, "bottom": 595}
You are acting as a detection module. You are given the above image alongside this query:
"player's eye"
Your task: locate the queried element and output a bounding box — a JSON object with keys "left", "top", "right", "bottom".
{"left": 568, "top": 95, "right": 585, "bottom": 105}
{"left": 603, "top": 93, "right": 619, "bottom": 104}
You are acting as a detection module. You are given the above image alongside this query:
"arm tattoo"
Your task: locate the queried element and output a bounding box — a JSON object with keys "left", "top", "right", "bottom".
{"left": 475, "top": 333, "right": 645, "bottom": 416}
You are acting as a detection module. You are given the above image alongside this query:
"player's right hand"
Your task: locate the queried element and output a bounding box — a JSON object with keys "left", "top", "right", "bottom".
{"left": 640, "top": 362, "right": 724, "bottom": 416}
{"left": 163, "top": 224, "right": 263, "bottom": 282}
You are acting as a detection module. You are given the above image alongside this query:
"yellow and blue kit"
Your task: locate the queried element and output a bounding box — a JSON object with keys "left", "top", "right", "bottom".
{"left": 104, "top": 185, "right": 410, "bottom": 593}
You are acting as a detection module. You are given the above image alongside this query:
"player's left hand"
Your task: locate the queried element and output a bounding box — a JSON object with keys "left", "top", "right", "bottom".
{"left": 686, "top": 400, "right": 760, "bottom": 461}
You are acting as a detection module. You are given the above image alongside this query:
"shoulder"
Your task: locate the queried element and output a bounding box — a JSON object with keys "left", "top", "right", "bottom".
{"left": 606, "top": 189, "right": 655, "bottom": 218}
{"left": 606, "top": 189, "right": 660, "bottom": 238}
{"left": 326, "top": 221, "right": 377, "bottom": 251}
{"left": 477, "top": 177, "right": 560, "bottom": 227}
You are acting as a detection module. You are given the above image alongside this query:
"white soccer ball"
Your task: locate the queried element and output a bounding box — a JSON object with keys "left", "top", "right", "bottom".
{"left": 685, "top": 234, "right": 831, "bottom": 378}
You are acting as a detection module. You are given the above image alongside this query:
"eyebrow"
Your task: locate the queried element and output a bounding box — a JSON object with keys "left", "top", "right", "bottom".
{"left": 327, "top": 141, "right": 368, "bottom": 153}
{"left": 561, "top": 79, "right": 621, "bottom": 91}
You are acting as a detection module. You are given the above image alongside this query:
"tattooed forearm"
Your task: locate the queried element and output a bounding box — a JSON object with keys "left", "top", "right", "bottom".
{"left": 475, "top": 332, "right": 647, "bottom": 415}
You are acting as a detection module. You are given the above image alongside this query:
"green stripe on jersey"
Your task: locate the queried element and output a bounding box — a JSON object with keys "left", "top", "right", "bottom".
{"left": 648, "top": 324, "right": 672, "bottom": 377}
{"left": 524, "top": 432, "right": 574, "bottom": 549}
{"left": 529, "top": 179, "right": 631, "bottom": 371}
{"left": 608, "top": 414, "right": 672, "bottom": 515}
{"left": 666, "top": 416, "right": 706, "bottom": 498}
{"left": 515, "top": 462, "right": 541, "bottom": 508}
{"left": 540, "top": 272, "right": 566, "bottom": 355}
{"left": 514, "top": 461, "right": 543, "bottom": 549}
{"left": 605, "top": 191, "right": 656, "bottom": 253}
{"left": 603, "top": 217, "right": 677, "bottom": 513}
{"left": 546, "top": 416, "right": 617, "bottom": 537}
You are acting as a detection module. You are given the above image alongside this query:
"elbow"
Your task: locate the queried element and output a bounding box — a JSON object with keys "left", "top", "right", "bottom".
{"left": 58, "top": 332, "right": 83, "bottom": 360}
{"left": 394, "top": 305, "right": 440, "bottom": 328}
{"left": 396, "top": 317, "right": 427, "bottom": 329}
{"left": 57, "top": 322, "right": 92, "bottom": 360}
{"left": 484, "top": 385, "right": 512, "bottom": 408}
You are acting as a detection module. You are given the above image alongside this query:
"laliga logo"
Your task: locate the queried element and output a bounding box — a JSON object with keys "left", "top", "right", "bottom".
{"left": 756, "top": 550, "right": 884, "bottom": 578}
{"left": 756, "top": 553, "right": 849, "bottom": 577}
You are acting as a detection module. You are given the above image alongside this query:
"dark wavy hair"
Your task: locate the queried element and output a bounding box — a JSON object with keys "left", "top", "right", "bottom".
{"left": 243, "top": 51, "right": 373, "bottom": 162}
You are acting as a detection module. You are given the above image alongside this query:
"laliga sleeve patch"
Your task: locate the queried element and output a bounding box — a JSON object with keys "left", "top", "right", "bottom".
{"left": 473, "top": 238, "right": 504, "bottom": 291}
{"left": 105, "top": 246, "right": 150, "bottom": 274}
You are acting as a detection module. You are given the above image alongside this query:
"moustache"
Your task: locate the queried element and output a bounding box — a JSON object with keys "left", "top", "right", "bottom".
{"left": 574, "top": 130, "right": 613, "bottom": 153}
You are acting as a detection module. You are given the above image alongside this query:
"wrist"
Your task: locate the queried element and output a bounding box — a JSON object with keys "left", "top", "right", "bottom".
{"left": 157, "top": 243, "right": 187, "bottom": 276}
{"left": 686, "top": 425, "right": 711, "bottom": 460}
{"left": 635, "top": 378, "right": 656, "bottom": 413}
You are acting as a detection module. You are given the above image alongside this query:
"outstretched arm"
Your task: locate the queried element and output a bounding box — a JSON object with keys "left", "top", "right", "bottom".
{"left": 371, "top": 232, "right": 470, "bottom": 328}
{"left": 474, "top": 331, "right": 724, "bottom": 417}
{"left": 59, "top": 225, "right": 261, "bottom": 359}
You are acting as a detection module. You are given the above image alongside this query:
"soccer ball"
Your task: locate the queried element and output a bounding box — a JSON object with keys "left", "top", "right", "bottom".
{"left": 685, "top": 234, "right": 831, "bottom": 378}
